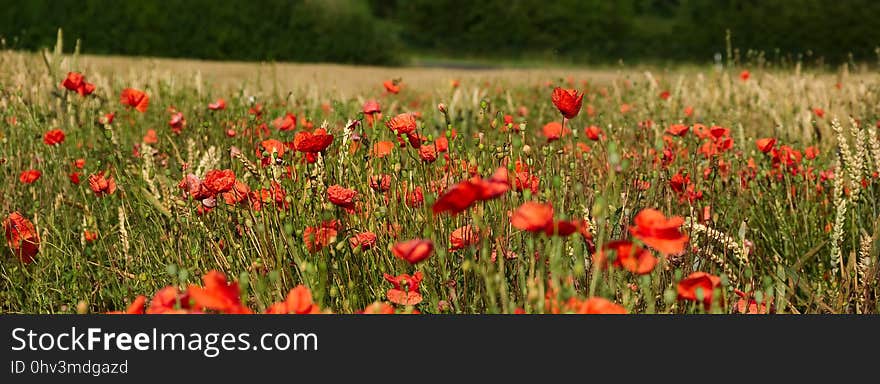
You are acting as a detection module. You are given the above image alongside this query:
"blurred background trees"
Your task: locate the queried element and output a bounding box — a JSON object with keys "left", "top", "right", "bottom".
{"left": 1, "top": 0, "right": 877, "bottom": 66}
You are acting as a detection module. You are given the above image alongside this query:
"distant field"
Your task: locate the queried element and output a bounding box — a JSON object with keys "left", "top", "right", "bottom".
{"left": 78, "top": 54, "right": 626, "bottom": 95}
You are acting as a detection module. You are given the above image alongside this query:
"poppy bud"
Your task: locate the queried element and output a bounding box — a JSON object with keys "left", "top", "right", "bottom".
{"left": 438, "top": 103, "right": 447, "bottom": 113}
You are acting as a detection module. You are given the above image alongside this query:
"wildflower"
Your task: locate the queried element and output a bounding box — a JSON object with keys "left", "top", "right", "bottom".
{"left": 327, "top": 185, "right": 357, "bottom": 208}
{"left": 3, "top": 212, "right": 40, "bottom": 263}
{"left": 551, "top": 87, "right": 584, "bottom": 119}
{"left": 418, "top": 144, "right": 437, "bottom": 163}
{"left": 592, "top": 240, "right": 657, "bottom": 275}
{"left": 303, "top": 221, "right": 339, "bottom": 253}
{"left": 740, "top": 70, "right": 750, "bottom": 81}
{"left": 61, "top": 72, "right": 95, "bottom": 96}
{"left": 677, "top": 272, "right": 722, "bottom": 308}
{"left": 449, "top": 225, "right": 480, "bottom": 251}
{"left": 372, "top": 141, "right": 395, "bottom": 158}
{"left": 208, "top": 98, "right": 226, "bottom": 111}
{"left": 265, "top": 286, "right": 322, "bottom": 314}
{"left": 120, "top": 88, "right": 149, "bottom": 113}
{"left": 510, "top": 202, "right": 554, "bottom": 233}
{"left": 666, "top": 124, "right": 689, "bottom": 136}
{"left": 432, "top": 167, "right": 510, "bottom": 215}
{"left": 137, "top": 130, "right": 158, "bottom": 147}
{"left": 187, "top": 270, "right": 252, "bottom": 314}
{"left": 203, "top": 169, "right": 236, "bottom": 195}
{"left": 369, "top": 174, "right": 392, "bottom": 192}
{"left": 756, "top": 138, "right": 776, "bottom": 153}
{"left": 629, "top": 208, "right": 688, "bottom": 254}
{"left": 384, "top": 272, "right": 423, "bottom": 305}
{"left": 584, "top": 125, "right": 604, "bottom": 141}
{"left": 19, "top": 170, "right": 41, "bottom": 184}
{"left": 386, "top": 113, "right": 417, "bottom": 135}
{"left": 88, "top": 172, "right": 117, "bottom": 197}
{"left": 392, "top": 239, "right": 433, "bottom": 264}
{"left": 383, "top": 80, "right": 400, "bottom": 94}
{"left": 43, "top": 129, "right": 65, "bottom": 146}
{"left": 294, "top": 129, "right": 334, "bottom": 153}
{"left": 273, "top": 113, "right": 296, "bottom": 131}
{"left": 349, "top": 232, "right": 378, "bottom": 250}
{"left": 568, "top": 297, "right": 627, "bottom": 314}
{"left": 169, "top": 112, "right": 185, "bottom": 134}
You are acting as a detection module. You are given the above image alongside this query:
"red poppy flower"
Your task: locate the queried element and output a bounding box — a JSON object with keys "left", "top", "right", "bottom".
{"left": 3, "top": 212, "right": 40, "bottom": 263}
{"left": 169, "top": 112, "right": 185, "bottom": 134}
{"left": 542, "top": 121, "right": 567, "bottom": 142}
{"left": 369, "top": 174, "right": 392, "bottom": 192}
{"left": 392, "top": 239, "right": 433, "bottom": 264}
{"left": 449, "top": 225, "right": 479, "bottom": 251}
{"left": 144, "top": 286, "right": 193, "bottom": 314}
{"left": 510, "top": 202, "right": 554, "bottom": 233}
{"left": 629, "top": 208, "right": 688, "bottom": 254}
{"left": 221, "top": 180, "right": 250, "bottom": 205}
{"left": 677, "top": 272, "right": 722, "bottom": 308}
{"left": 733, "top": 289, "right": 772, "bottom": 314}
{"left": 107, "top": 295, "right": 147, "bottom": 314}
{"left": 384, "top": 272, "right": 423, "bottom": 305}
{"left": 740, "top": 70, "right": 750, "bottom": 81}
{"left": 805, "top": 146, "right": 819, "bottom": 160}
{"left": 756, "top": 138, "right": 776, "bottom": 153}
{"left": 260, "top": 139, "right": 286, "bottom": 157}
{"left": 372, "top": 141, "right": 395, "bottom": 158}
{"left": 99, "top": 112, "right": 115, "bottom": 125}
{"left": 363, "top": 100, "right": 381, "bottom": 114}
{"left": 273, "top": 113, "right": 296, "bottom": 131}
{"left": 88, "top": 171, "right": 117, "bottom": 197}
{"left": 349, "top": 232, "right": 378, "bottom": 250}
{"left": 265, "top": 285, "right": 322, "bottom": 314}
{"left": 43, "top": 129, "right": 65, "bottom": 145}
{"left": 383, "top": 80, "right": 400, "bottom": 94}
{"left": 418, "top": 144, "right": 437, "bottom": 162}
{"left": 584, "top": 125, "right": 604, "bottom": 141}
{"left": 666, "top": 124, "right": 689, "bottom": 136}
{"left": 61, "top": 72, "right": 95, "bottom": 96}
{"left": 386, "top": 113, "right": 417, "bottom": 135}
{"left": 812, "top": 107, "right": 825, "bottom": 119}
{"left": 551, "top": 87, "right": 584, "bottom": 119}
{"left": 69, "top": 172, "right": 81, "bottom": 184}
{"left": 83, "top": 230, "right": 98, "bottom": 243}
{"left": 303, "top": 221, "right": 339, "bottom": 253}
{"left": 208, "top": 98, "right": 226, "bottom": 111}
{"left": 327, "top": 185, "right": 357, "bottom": 208}
{"left": 514, "top": 160, "right": 540, "bottom": 194}
{"left": 405, "top": 186, "right": 424, "bottom": 207}
{"left": 120, "top": 88, "right": 149, "bottom": 113}
{"left": 203, "top": 169, "right": 236, "bottom": 195}
{"left": 143, "top": 129, "right": 158, "bottom": 144}
{"left": 361, "top": 302, "right": 396, "bottom": 314}
{"left": 294, "top": 129, "right": 333, "bottom": 153}
{"left": 659, "top": 90, "right": 671, "bottom": 100}
{"left": 569, "top": 297, "right": 627, "bottom": 314}
{"left": 432, "top": 167, "right": 510, "bottom": 215}
{"left": 187, "top": 270, "right": 252, "bottom": 314}
{"left": 19, "top": 169, "right": 41, "bottom": 184}
{"left": 435, "top": 136, "right": 449, "bottom": 152}
{"left": 592, "top": 240, "right": 657, "bottom": 275}
{"left": 73, "top": 158, "right": 86, "bottom": 169}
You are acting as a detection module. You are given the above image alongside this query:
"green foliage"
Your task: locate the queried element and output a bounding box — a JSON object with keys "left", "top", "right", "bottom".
{"left": 0, "top": 0, "right": 401, "bottom": 65}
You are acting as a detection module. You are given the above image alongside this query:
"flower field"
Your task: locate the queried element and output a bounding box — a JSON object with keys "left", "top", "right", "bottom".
{"left": 2, "top": 47, "right": 878, "bottom": 315}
